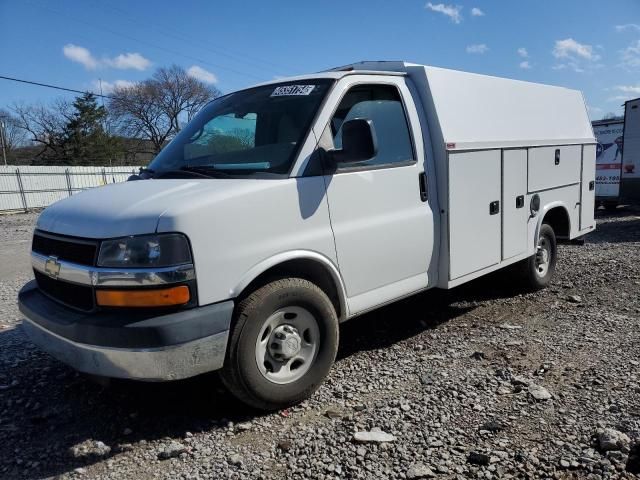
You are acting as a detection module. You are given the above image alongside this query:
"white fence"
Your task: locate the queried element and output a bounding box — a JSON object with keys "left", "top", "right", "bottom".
{"left": 0, "top": 166, "right": 142, "bottom": 213}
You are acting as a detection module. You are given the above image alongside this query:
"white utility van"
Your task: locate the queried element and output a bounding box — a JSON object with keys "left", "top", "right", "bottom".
{"left": 19, "top": 61, "right": 596, "bottom": 410}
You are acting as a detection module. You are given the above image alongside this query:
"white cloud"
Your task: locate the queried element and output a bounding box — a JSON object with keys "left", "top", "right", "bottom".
{"left": 608, "top": 95, "right": 632, "bottom": 103}
{"left": 620, "top": 40, "right": 640, "bottom": 69}
{"left": 63, "top": 44, "right": 99, "bottom": 70}
{"left": 551, "top": 38, "right": 602, "bottom": 73}
{"left": 552, "top": 38, "right": 600, "bottom": 61}
{"left": 471, "top": 7, "right": 484, "bottom": 16}
{"left": 91, "top": 79, "right": 137, "bottom": 94}
{"left": 187, "top": 65, "right": 218, "bottom": 84}
{"left": 519, "top": 61, "right": 532, "bottom": 70}
{"left": 613, "top": 84, "right": 640, "bottom": 95}
{"left": 615, "top": 24, "right": 640, "bottom": 33}
{"left": 466, "top": 44, "right": 488, "bottom": 54}
{"left": 62, "top": 44, "right": 151, "bottom": 71}
{"left": 105, "top": 53, "right": 151, "bottom": 71}
{"left": 517, "top": 47, "right": 528, "bottom": 58}
{"left": 425, "top": 3, "right": 462, "bottom": 24}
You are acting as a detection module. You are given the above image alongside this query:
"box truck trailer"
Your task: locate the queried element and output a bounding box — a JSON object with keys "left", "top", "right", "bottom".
{"left": 620, "top": 97, "right": 640, "bottom": 204}
{"left": 18, "top": 61, "right": 596, "bottom": 410}
{"left": 592, "top": 118, "right": 624, "bottom": 208}
{"left": 592, "top": 97, "right": 640, "bottom": 208}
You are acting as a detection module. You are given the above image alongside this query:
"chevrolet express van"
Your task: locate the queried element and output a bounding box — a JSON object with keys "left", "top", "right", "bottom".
{"left": 19, "top": 61, "right": 596, "bottom": 410}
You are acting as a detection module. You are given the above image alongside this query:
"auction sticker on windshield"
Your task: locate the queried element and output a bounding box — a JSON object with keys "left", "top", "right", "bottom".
{"left": 271, "top": 85, "right": 315, "bottom": 96}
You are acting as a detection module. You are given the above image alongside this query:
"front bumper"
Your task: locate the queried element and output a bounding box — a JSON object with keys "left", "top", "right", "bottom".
{"left": 18, "top": 281, "right": 234, "bottom": 381}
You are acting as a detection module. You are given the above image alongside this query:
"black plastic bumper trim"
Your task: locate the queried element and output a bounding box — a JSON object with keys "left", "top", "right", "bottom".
{"left": 18, "top": 280, "right": 234, "bottom": 349}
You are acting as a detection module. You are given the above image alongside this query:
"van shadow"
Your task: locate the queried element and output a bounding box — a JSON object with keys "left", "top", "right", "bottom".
{"left": 0, "top": 270, "right": 521, "bottom": 480}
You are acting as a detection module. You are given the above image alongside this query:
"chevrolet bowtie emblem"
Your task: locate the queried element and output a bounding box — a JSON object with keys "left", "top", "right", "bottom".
{"left": 44, "top": 256, "right": 61, "bottom": 279}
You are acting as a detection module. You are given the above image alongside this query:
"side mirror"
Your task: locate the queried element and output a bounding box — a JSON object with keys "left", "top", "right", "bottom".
{"left": 331, "top": 118, "right": 377, "bottom": 164}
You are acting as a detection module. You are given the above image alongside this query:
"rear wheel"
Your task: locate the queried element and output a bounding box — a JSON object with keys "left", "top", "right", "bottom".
{"left": 520, "top": 223, "right": 557, "bottom": 290}
{"left": 221, "top": 278, "right": 338, "bottom": 410}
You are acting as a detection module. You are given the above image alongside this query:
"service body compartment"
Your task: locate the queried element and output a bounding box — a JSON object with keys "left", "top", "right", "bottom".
{"left": 502, "top": 149, "right": 528, "bottom": 259}
{"left": 580, "top": 144, "right": 596, "bottom": 230}
{"left": 528, "top": 145, "right": 581, "bottom": 192}
{"left": 448, "top": 150, "right": 501, "bottom": 279}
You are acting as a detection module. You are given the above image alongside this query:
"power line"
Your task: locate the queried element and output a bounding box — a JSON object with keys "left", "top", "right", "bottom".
{"left": 29, "top": 0, "right": 269, "bottom": 83}
{"left": 0, "top": 75, "right": 114, "bottom": 99}
{"left": 91, "top": 0, "right": 291, "bottom": 75}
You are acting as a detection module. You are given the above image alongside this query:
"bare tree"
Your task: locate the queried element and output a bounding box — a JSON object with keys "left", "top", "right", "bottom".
{"left": 0, "top": 109, "right": 28, "bottom": 153}
{"left": 110, "top": 65, "right": 221, "bottom": 154}
{"left": 602, "top": 112, "right": 623, "bottom": 121}
{"left": 153, "top": 65, "right": 220, "bottom": 131}
{"left": 110, "top": 82, "right": 173, "bottom": 155}
{"left": 12, "top": 100, "right": 73, "bottom": 160}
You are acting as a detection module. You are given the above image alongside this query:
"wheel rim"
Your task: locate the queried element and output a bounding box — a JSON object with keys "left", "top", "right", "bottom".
{"left": 255, "top": 306, "right": 320, "bottom": 385}
{"left": 535, "top": 235, "right": 551, "bottom": 277}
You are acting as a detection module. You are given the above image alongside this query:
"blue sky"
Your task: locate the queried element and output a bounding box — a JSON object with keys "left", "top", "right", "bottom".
{"left": 1, "top": 0, "right": 639, "bottom": 119}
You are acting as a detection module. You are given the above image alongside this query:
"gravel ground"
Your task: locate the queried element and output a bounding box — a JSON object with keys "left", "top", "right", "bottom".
{"left": 0, "top": 208, "right": 638, "bottom": 480}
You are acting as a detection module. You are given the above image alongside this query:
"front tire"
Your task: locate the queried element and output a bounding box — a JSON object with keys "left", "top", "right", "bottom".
{"left": 520, "top": 223, "right": 557, "bottom": 290}
{"left": 221, "top": 278, "right": 338, "bottom": 410}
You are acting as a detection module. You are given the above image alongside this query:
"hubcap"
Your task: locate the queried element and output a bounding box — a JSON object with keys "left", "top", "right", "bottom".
{"left": 535, "top": 236, "right": 551, "bottom": 277}
{"left": 255, "top": 307, "right": 320, "bottom": 385}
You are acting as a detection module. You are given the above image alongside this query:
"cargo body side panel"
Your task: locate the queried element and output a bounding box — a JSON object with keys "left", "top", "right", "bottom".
{"left": 528, "top": 145, "right": 581, "bottom": 192}
{"left": 502, "top": 149, "right": 528, "bottom": 260}
{"left": 580, "top": 144, "right": 596, "bottom": 231}
{"left": 448, "top": 150, "right": 501, "bottom": 279}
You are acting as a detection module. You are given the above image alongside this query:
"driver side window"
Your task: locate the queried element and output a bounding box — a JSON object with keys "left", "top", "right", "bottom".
{"left": 330, "top": 84, "right": 414, "bottom": 168}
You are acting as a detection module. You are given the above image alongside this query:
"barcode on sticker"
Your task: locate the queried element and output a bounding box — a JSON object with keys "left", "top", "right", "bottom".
{"left": 271, "top": 85, "right": 315, "bottom": 97}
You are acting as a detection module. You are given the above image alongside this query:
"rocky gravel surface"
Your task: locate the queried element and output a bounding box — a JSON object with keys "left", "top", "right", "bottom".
{"left": 0, "top": 208, "right": 638, "bottom": 479}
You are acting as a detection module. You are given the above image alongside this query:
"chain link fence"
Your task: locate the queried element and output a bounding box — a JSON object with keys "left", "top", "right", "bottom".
{"left": 0, "top": 166, "right": 142, "bottom": 213}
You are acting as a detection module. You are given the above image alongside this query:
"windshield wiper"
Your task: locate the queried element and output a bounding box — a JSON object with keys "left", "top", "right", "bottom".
{"left": 178, "top": 165, "right": 237, "bottom": 178}
{"left": 152, "top": 167, "right": 212, "bottom": 179}
{"left": 152, "top": 165, "right": 237, "bottom": 179}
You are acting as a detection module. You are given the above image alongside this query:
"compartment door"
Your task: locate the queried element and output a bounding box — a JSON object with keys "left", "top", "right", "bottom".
{"left": 580, "top": 144, "right": 596, "bottom": 230}
{"left": 528, "top": 145, "right": 581, "bottom": 192}
{"left": 448, "top": 150, "right": 501, "bottom": 279}
{"left": 502, "top": 149, "right": 528, "bottom": 260}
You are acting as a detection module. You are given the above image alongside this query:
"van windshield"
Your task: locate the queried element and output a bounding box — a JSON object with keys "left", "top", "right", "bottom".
{"left": 148, "top": 79, "right": 333, "bottom": 178}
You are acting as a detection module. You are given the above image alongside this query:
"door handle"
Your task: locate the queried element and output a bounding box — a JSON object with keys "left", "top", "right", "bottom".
{"left": 589, "top": 180, "right": 595, "bottom": 191}
{"left": 516, "top": 195, "right": 525, "bottom": 208}
{"left": 555, "top": 149, "right": 560, "bottom": 165}
{"left": 418, "top": 172, "right": 428, "bottom": 202}
{"left": 489, "top": 200, "right": 500, "bottom": 215}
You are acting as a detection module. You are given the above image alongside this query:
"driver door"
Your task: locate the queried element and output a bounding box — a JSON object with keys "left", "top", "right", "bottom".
{"left": 320, "top": 77, "right": 435, "bottom": 314}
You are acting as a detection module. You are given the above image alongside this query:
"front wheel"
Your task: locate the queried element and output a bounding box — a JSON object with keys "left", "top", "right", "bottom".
{"left": 221, "top": 278, "right": 338, "bottom": 410}
{"left": 519, "top": 223, "right": 557, "bottom": 290}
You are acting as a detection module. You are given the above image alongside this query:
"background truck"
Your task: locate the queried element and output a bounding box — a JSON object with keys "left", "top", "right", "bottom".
{"left": 621, "top": 97, "right": 640, "bottom": 204}
{"left": 592, "top": 97, "right": 640, "bottom": 209}
{"left": 592, "top": 118, "right": 624, "bottom": 209}
{"left": 19, "top": 61, "right": 596, "bottom": 410}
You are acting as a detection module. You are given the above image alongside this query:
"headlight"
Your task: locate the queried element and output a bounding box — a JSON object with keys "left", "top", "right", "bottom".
{"left": 97, "top": 233, "right": 192, "bottom": 268}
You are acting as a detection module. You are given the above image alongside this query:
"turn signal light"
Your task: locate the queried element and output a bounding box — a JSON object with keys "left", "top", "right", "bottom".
{"left": 96, "top": 286, "right": 190, "bottom": 307}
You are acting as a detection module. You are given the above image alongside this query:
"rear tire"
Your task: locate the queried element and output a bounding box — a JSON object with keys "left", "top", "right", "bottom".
{"left": 221, "top": 278, "right": 338, "bottom": 411}
{"left": 520, "top": 223, "right": 557, "bottom": 290}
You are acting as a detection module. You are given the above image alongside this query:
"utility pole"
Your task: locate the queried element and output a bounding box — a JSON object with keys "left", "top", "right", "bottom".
{"left": 0, "top": 118, "right": 7, "bottom": 166}
{"left": 99, "top": 78, "right": 114, "bottom": 181}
